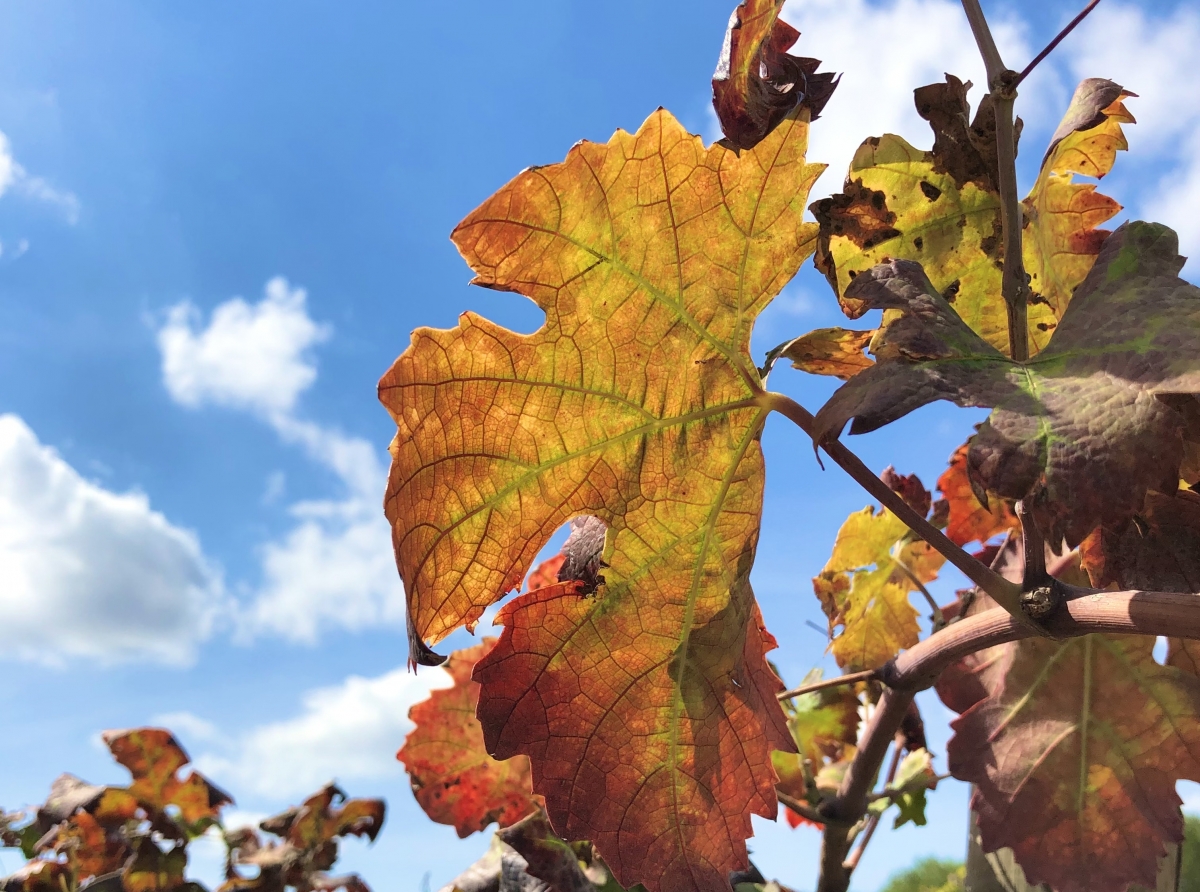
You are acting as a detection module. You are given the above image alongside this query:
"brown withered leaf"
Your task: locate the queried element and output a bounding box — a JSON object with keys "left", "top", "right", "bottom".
{"left": 936, "top": 444, "right": 1017, "bottom": 548}
{"left": 711, "top": 0, "right": 836, "bottom": 149}
{"left": 771, "top": 328, "right": 875, "bottom": 380}
{"left": 1080, "top": 489, "right": 1200, "bottom": 592}
{"left": 813, "top": 222, "right": 1200, "bottom": 546}
{"left": 947, "top": 634, "right": 1200, "bottom": 892}
{"left": 881, "top": 466, "right": 931, "bottom": 517}
{"left": 398, "top": 640, "right": 541, "bottom": 837}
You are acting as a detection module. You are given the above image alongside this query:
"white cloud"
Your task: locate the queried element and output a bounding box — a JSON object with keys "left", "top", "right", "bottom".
{"left": 190, "top": 666, "right": 453, "bottom": 800}
{"left": 779, "top": 0, "right": 1038, "bottom": 193}
{"left": 158, "top": 277, "right": 331, "bottom": 418}
{"left": 0, "top": 131, "right": 80, "bottom": 223}
{"left": 1066, "top": 2, "right": 1200, "bottom": 264}
{"left": 0, "top": 414, "right": 224, "bottom": 664}
{"left": 157, "top": 278, "right": 404, "bottom": 643}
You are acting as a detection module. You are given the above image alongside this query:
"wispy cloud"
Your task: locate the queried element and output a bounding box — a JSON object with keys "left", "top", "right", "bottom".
{"left": 0, "top": 131, "right": 80, "bottom": 224}
{"left": 157, "top": 278, "right": 404, "bottom": 642}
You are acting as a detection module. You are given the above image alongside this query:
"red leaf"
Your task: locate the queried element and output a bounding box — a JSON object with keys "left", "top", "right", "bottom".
{"left": 398, "top": 640, "right": 541, "bottom": 837}
{"left": 475, "top": 591, "right": 792, "bottom": 892}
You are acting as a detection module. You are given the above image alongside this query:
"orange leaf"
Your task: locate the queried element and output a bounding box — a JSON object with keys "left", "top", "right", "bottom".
{"left": 525, "top": 553, "right": 565, "bottom": 591}
{"left": 381, "top": 105, "right": 821, "bottom": 892}
{"left": 937, "top": 444, "right": 1017, "bottom": 548}
{"left": 102, "top": 728, "right": 230, "bottom": 822}
{"left": 398, "top": 640, "right": 541, "bottom": 837}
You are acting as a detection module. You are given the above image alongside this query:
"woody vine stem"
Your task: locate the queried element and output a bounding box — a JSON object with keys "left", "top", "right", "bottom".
{"left": 760, "top": 1, "right": 1125, "bottom": 889}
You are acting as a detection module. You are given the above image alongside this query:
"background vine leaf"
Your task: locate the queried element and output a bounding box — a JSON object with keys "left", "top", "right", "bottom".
{"left": 813, "top": 222, "right": 1200, "bottom": 546}
{"left": 814, "top": 475, "right": 943, "bottom": 671}
{"left": 381, "top": 107, "right": 826, "bottom": 892}
{"left": 945, "top": 634, "right": 1200, "bottom": 892}
{"left": 398, "top": 640, "right": 541, "bottom": 838}
{"left": 711, "top": 0, "right": 836, "bottom": 149}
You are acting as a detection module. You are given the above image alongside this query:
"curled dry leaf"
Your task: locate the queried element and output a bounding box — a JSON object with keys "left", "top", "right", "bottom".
{"left": 813, "top": 222, "right": 1200, "bottom": 546}
{"left": 945, "top": 634, "right": 1200, "bottom": 892}
{"left": 398, "top": 640, "right": 541, "bottom": 837}
{"left": 813, "top": 76, "right": 1131, "bottom": 356}
{"left": 380, "top": 106, "right": 824, "bottom": 892}
{"left": 770, "top": 328, "right": 875, "bottom": 380}
{"left": 711, "top": 0, "right": 836, "bottom": 150}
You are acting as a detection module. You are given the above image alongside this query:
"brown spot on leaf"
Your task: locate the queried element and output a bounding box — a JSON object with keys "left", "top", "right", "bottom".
{"left": 919, "top": 181, "right": 941, "bottom": 202}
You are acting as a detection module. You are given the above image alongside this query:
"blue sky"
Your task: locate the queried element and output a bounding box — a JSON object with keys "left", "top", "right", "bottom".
{"left": 0, "top": 0, "right": 1198, "bottom": 890}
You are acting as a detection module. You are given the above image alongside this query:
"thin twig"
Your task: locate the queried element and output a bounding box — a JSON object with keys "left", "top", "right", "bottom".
{"left": 1014, "top": 0, "right": 1102, "bottom": 88}
{"left": 817, "top": 690, "right": 916, "bottom": 892}
{"left": 763, "top": 392, "right": 1027, "bottom": 622}
{"left": 992, "top": 91, "right": 1030, "bottom": 361}
{"left": 778, "top": 669, "right": 876, "bottom": 701}
{"left": 844, "top": 741, "right": 903, "bottom": 871}
{"left": 777, "top": 790, "right": 832, "bottom": 827}
{"left": 1016, "top": 501, "right": 1047, "bottom": 584}
{"left": 959, "top": 0, "right": 1006, "bottom": 86}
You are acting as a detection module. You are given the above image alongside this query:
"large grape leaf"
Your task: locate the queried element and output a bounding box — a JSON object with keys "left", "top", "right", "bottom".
{"left": 711, "top": 0, "right": 836, "bottom": 150}
{"left": 380, "top": 107, "right": 823, "bottom": 892}
{"left": 813, "top": 76, "right": 1131, "bottom": 356}
{"left": 398, "top": 640, "right": 541, "bottom": 837}
{"left": 946, "top": 634, "right": 1200, "bottom": 892}
{"left": 812, "top": 221, "right": 1200, "bottom": 546}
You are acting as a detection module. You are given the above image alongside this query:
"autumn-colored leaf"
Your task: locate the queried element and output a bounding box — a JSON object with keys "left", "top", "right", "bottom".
{"left": 279, "top": 784, "right": 386, "bottom": 850}
{"left": 881, "top": 466, "right": 931, "bottom": 517}
{"left": 101, "top": 729, "right": 231, "bottom": 823}
{"left": 813, "top": 76, "right": 1132, "bottom": 356}
{"left": 784, "top": 669, "right": 861, "bottom": 769}
{"left": 381, "top": 106, "right": 822, "bottom": 892}
{"left": 57, "top": 811, "right": 127, "bottom": 880}
{"left": 768, "top": 328, "right": 875, "bottom": 380}
{"left": 398, "top": 640, "right": 540, "bottom": 837}
{"left": 476, "top": 597, "right": 792, "bottom": 892}
{"left": 711, "top": 0, "right": 836, "bottom": 149}
{"left": 813, "top": 222, "right": 1200, "bottom": 546}
{"left": 0, "top": 860, "right": 70, "bottom": 892}
{"left": 525, "top": 553, "right": 565, "bottom": 591}
{"left": 936, "top": 444, "right": 1017, "bottom": 548}
{"left": 122, "top": 837, "right": 187, "bottom": 892}
{"left": 814, "top": 496, "right": 942, "bottom": 671}
{"left": 946, "top": 634, "right": 1200, "bottom": 892}
{"left": 1023, "top": 79, "right": 1134, "bottom": 333}
{"left": 812, "top": 75, "right": 1008, "bottom": 349}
